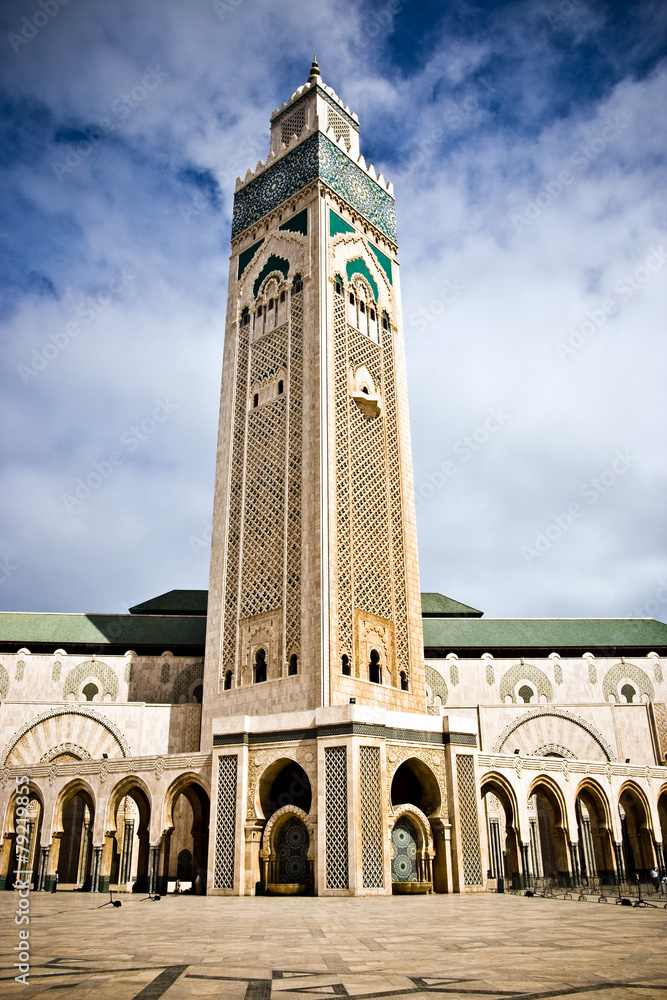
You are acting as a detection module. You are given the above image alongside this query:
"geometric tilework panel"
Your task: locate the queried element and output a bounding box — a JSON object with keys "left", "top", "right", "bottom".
{"left": 221, "top": 323, "right": 250, "bottom": 680}
{"left": 602, "top": 662, "right": 655, "bottom": 703}
{"left": 332, "top": 274, "right": 410, "bottom": 684}
{"left": 498, "top": 664, "right": 553, "bottom": 704}
{"left": 325, "top": 746, "right": 349, "bottom": 889}
{"left": 62, "top": 661, "right": 119, "bottom": 701}
{"left": 379, "top": 316, "right": 410, "bottom": 681}
{"left": 348, "top": 323, "right": 392, "bottom": 623}
{"left": 232, "top": 133, "right": 396, "bottom": 242}
{"left": 0, "top": 664, "right": 8, "bottom": 700}
{"left": 214, "top": 755, "right": 238, "bottom": 889}
{"left": 334, "top": 292, "right": 353, "bottom": 663}
{"left": 241, "top": 327, "right": 288, "bottom": 620}
{"left": 285, "top": 292, "right": 303, "bottom": 657}
{"left": 391, "top": 816, "right": 418, "bottom": 882}
{"left": 360, "top": 746, "right": 384, "bottom": 888}
{"left": 456, "top": 754, "right": 483, "bottom": 886}
{"left": 276, "top": 816, "right": 310, "bottom": 884}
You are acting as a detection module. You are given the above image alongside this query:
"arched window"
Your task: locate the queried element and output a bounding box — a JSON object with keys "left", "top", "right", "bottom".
{"left": 400, "top": 671, "right": 408, "bottom": 691}
{"left": 224, "top": 670, "right": 233, "bottom": 690}
{"left": 254, "top": 649, "right": 267, "bottom": 684}
{"left": 359, "top": 300, "right": 365, "bottom": 314}
{"left": 370, "top": 308, "right": 375, "bottom": 321}
{"left": 381, "top": 312, "right": 389, "bottom": 331}
{"left": 82, "top": 682, "right": 98, "bottom": 702}
{"left": 280, "top": 291, "right": 286, "bottom": 303}
{"left": 257, "top": 305, "right": 263, "bottom": 317}
{"left": 341, "top": 654, "right": 351, "bottom": 676}
{"left": 349, "top": 292, "right": 355, "bottom": 305}
{"left": 292, "top": 274, "right": 303, "bottom": 293}
{"left": 253, "top": 393, "right": 259, "bottom": 408}
{"left": 288, "top": 654, "right": 298, "bottom": 676}
{"left": 621, "top": 683, "right": 636, "bottom": 703}
{"left": 241, "top": 308, "right": 250, "bottom": 326}
{"left": 192, "top": 684, "right": 203, "bottom": 704}
{"left": 369, "top": 650, "right": 382, "bottom": 685}
{"left": 335, "top": 278, "right": 343, "bottom": 296}
{"left": 278, "top": 380, "right": 284, "bottom": 395}
{"left": 518, "top": 684, "right": 533, "bottom": 704}
{"left": 268, "top": 298, "right": 274, "bottom": 310}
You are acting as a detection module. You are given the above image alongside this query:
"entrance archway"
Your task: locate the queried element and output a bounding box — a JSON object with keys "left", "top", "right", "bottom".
{"left": 106, "top": 783, "right": 151, "bottom": 893}
{"left": 619, "top": 783, "right": 654, "bottom": 879}
{"left": 529, "top": 779, "right": 572, "bottom": 886}
{"left": 390, "top": 757, "right": 442, "bottom": 890}
{"left": 162, "top": 779, "right": 210, "bottom": 894}
{"left": 480, "top": 775, "right": 521, "bottom": 887}
{"left": 1, "top": 786, "right": 44, "bottom": 891}
{"left": 574, "top": 781, "right": 615, "bottom": 885}
{"left": 55, "top": 783, "right": 95, "bottom": 890}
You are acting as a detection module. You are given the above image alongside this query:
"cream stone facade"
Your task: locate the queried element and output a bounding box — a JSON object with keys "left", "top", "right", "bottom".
{"left": 1, "top": 62, "right": 667, "bottom": 900}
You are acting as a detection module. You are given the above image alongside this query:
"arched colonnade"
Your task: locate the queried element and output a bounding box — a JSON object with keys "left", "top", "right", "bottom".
{"left": 480, "top": 757, "right": 667, "bottom": 889}
{"left": 0, "top": 757, "right": 212, "bottom": 895}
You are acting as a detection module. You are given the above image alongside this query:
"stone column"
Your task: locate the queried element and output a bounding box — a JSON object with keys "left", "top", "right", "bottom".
{"left": 149, "top": 845, "right": 160, "bottom": 895}
{"left": 91, "top": 846, "right": 103, "bottom": 892}
{"left": 36, "top": 846, "right": 50, "bottom": 892}
{"left": 613, "top": 843, "right": 625, "bottom": 885}
{"left": 568, "top": 843, "right": 581, "bottom": 887}
{"left": 520, "top": 843, "right": 532, "bottom": 889}
{"left": 45, "top": 834, "right": 62, "bottom": 893}
{"left": 0, "top": 833, "right": 16, "bottom": 891}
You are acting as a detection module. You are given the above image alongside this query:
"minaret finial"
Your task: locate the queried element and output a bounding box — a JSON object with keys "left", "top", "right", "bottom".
{"left": 308, "top": 54, "right": 320, "bottom": 83}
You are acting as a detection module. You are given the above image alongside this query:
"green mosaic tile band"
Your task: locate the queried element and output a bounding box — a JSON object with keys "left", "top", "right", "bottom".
{"left": 232, "top": 133, "right": 396, "bottom": 242}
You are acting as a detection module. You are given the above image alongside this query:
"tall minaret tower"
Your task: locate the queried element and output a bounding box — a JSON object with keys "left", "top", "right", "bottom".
{"left": 202, "top": 60, "right": 425, "bottom": 741}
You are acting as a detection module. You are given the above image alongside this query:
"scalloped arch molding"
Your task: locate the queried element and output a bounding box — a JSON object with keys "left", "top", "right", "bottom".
{"left": 492, "top": 707, "right": 616, "bottom": 761}
{"left": 1, "top": 705, "right": 132, "bottom": 766}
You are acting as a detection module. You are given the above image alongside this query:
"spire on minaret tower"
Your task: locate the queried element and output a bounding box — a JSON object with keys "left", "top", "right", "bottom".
{"left": 308, "top": 54, "right": 321, "bottom": 83}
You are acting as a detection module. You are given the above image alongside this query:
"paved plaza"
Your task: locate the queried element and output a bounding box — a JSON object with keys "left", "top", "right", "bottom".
{"left": 0, "top": 891, "right": 665, "bottom": 999}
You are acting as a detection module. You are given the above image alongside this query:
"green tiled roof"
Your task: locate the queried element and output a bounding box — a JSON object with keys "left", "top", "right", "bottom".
{"left": 129, "top": 590, "right": 208, "bottom": 616}
{"left": 0, "top": 613, "right": 206, "bottom": 649}
{"left": 421, "top": 593, "right": 483, "bottom": 618}
{"left": 422, "top": 617, "right": 667, "bottom": 651}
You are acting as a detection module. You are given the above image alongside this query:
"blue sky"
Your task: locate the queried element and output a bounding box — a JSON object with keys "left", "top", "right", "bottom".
{"left": 1, "top": 0, "right": 666, "bottom": 621}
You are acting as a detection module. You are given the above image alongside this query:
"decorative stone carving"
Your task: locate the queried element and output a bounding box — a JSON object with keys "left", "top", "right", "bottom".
{"left": 385, "top": 743, "right": 447, "bottom": 820}
{"left": 1, "top": 705, "right": 131, "bottom": 765}
{"left": 602, "top": 662, "right": 655, "bottom": 703}
{"left": 492, "top": 707, "right": 616, "bottom": 761}
{"left": 247, "top": 745, "right": 317, "bottom": 820}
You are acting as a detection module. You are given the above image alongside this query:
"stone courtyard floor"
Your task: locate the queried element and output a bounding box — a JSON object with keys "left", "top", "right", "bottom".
{"left": 0, "top": 891, "right": 666, "bottom": 999}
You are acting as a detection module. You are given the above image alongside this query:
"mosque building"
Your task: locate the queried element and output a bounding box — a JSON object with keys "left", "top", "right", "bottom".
{"left": 1, "top": 61, "right": 666, "bottom": 897}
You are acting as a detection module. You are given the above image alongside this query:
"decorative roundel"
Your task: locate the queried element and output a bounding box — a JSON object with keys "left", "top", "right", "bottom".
{"left": 285, "top": 822, "right": 307, "bottom": 850}
{"left": 394, "top": 857, "right": 411, "bottom": 877}
{"left": 393, "top": 825, "right": 411, "bottom": 847}
{"left": 265, "top": 171, "right": 287, "bottom": 201}
{"left": 285, "top": 855, "right": 307, "bottom": 881}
